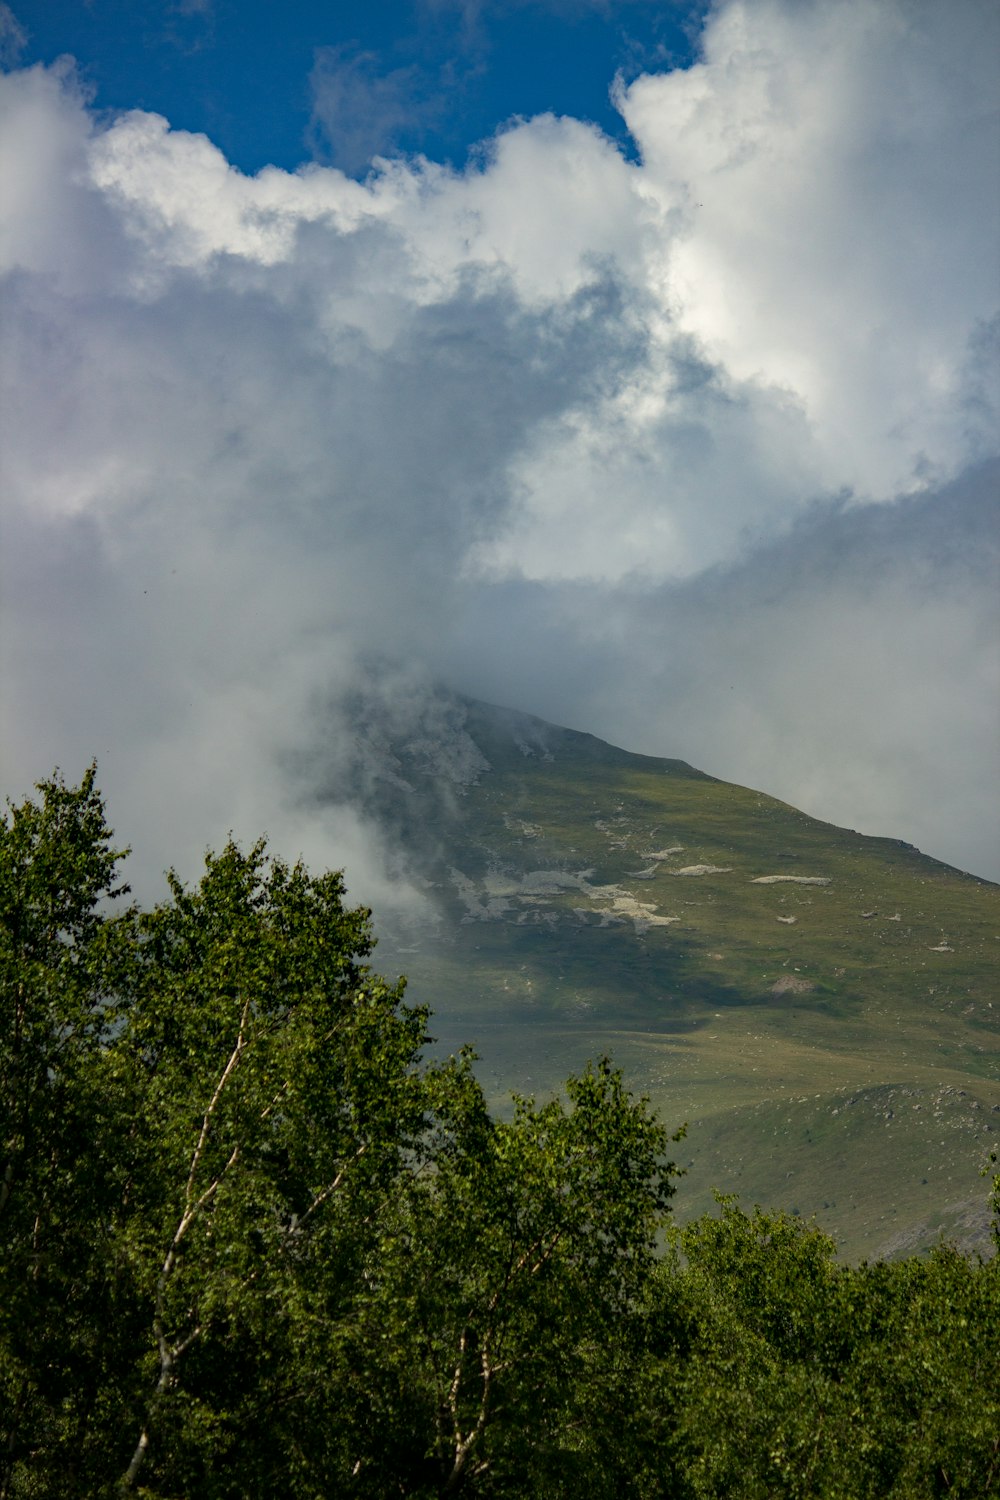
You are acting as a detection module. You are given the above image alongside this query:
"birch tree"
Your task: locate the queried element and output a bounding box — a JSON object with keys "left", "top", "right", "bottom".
{"left": 0, "top": 773, "right": 439, "bottom": 1497}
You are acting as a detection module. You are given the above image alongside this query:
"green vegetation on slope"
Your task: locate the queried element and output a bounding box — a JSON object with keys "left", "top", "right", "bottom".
{"left": 366, "top": 699, "right": 1000, "bottom": 1259}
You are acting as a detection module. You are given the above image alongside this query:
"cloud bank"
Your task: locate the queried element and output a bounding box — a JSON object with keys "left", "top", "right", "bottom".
{"left": 1, "top": 0, "right": 997, "bottom": 905}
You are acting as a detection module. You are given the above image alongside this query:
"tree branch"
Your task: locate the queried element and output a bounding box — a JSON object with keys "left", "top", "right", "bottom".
{"left": 120, "top": 1001, "right": 251, "bottom": 1491}
{"left": 442, "top": 1335, "right": 494, "bottom": 1494}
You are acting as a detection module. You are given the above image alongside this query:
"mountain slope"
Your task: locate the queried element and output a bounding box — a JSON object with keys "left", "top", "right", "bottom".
{"left": 337, "top": 693, "right": 999, "bottom": 1260}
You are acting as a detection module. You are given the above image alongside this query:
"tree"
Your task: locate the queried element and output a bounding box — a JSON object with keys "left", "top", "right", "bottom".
{"left": 635, "top": 1196, "right": 1000, "bottom": 1499}
{"left": 112, "top": 838, "right": 442, "bottom": 1494}
{"left": 0, "top": 766, "right": 133, "bottom": 1497}
{"left": 341, "top": 1058, "right": 681, "bottom": 1495}
{"left": 0, "top": 762, "right": 129, "bottom": 1221}
{"left": 0, "top": 772, "right": 443, "bottom": 1495}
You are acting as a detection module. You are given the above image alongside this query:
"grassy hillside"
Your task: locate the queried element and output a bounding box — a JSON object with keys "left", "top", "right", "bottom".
{"left": 361, "top": 697, "right": 999, "bottom": 1261}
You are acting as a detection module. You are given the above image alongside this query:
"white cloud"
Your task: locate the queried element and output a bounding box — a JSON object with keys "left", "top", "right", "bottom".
{"left": 1, "top": 0, "right": 997, "bottom": 902}
{"left": 617, "top": 0, "right": 1000, "bottom": 496}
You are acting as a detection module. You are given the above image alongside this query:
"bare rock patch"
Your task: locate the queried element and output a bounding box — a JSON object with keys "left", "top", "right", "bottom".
{"left": 771, "top": 974, "right": 816, "bottom": 996}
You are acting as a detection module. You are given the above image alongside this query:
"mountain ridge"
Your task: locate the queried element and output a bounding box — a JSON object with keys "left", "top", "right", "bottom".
{"left": 319, "top": 689, "right": 998, "bottom": 1259}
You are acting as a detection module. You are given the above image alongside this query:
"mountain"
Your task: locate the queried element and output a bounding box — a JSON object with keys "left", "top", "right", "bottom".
{"left": 325, "top": 691, "right": 999, "bottom": 1261}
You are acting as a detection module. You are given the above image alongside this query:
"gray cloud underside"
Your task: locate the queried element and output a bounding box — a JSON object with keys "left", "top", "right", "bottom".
{"left": 445, "top": 463, "right": 999, "bottom": 883}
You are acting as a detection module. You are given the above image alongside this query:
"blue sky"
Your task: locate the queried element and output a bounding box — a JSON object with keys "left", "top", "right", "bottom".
{"left": 8, "top": 0, "right": 704, "bottom": 173}
{"left": 1, "top": 0, "right": 998, "bottom": 895}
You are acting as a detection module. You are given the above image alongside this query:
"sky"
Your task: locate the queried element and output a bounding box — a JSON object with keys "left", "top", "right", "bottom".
{"left": 1, "top": 0, "right": 998, "bottom": 910}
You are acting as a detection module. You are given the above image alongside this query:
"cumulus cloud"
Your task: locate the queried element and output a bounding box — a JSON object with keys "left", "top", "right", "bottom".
{"left": 1, "top": 0, "right": 997, "bottom": 910}
{"left": 616, "top": 0, "right": 1000, "bottom": 497}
